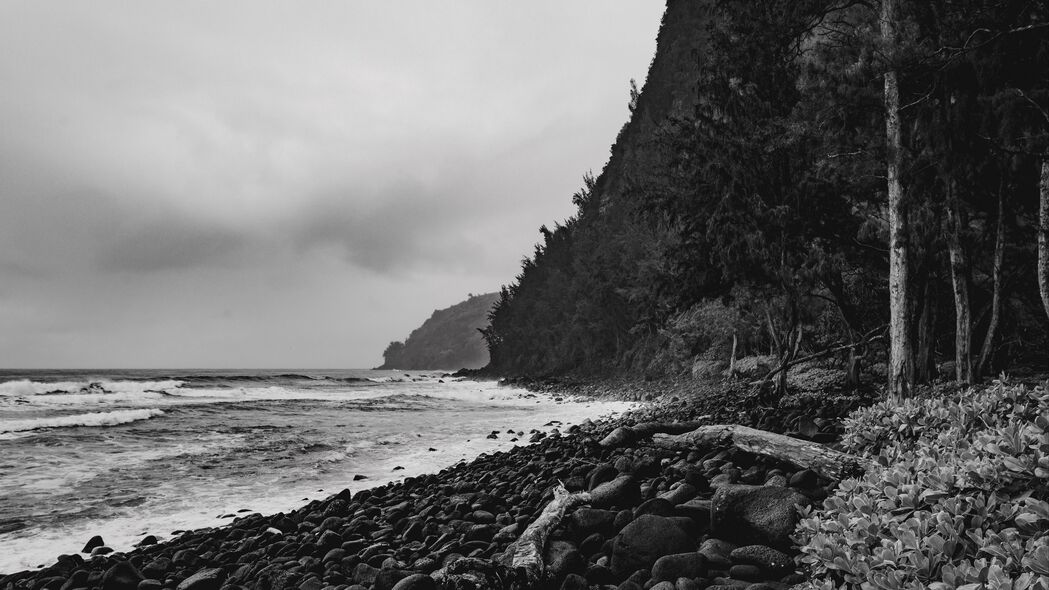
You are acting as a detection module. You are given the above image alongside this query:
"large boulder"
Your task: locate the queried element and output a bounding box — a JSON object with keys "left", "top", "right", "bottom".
{"left": 710, "top": 484, "right": 809, "bottom": 549}
{"left": 610, "top": 514, "right": 693, "bottom": 577}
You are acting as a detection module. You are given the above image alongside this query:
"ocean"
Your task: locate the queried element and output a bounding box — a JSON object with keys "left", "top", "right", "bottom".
{"left": 0, "top": 369, "right": 633, "bottom": 574}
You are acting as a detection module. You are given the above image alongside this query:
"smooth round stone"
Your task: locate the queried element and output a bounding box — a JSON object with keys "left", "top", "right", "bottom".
{"left": 728, "top": 564, "right": 763, "bottom": 581}
{"left": 651, "top": 553, "right": 707, "bottom": 582}
{"left": 390, "top": 574, "right": 437, "bottom": 590}
{"left": 729, "top": 545, "right": 794, "bottom": 577}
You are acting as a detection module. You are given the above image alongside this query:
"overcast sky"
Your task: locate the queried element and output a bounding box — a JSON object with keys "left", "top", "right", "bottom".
{"left": 0, "top": 2, "right": 665, "bottom": 369}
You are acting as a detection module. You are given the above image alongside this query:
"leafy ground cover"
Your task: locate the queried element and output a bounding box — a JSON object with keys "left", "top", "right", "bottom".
{"left": 797, "top": 380, "right": 1049, "bottom": 590}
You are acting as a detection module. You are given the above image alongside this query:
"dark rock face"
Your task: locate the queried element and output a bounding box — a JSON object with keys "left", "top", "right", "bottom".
{"left": 710, "top": 485, "right": 809, "bottom": 549}
{"left": 610, "top": 514, "right": 693, "bottom": 576}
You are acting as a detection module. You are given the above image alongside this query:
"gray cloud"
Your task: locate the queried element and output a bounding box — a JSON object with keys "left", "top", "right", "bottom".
{"left": 0, "top": 1, "right": 664, "bottom": 368}
{"left": 98, "top": 219, "right": 246, "bottom": 273}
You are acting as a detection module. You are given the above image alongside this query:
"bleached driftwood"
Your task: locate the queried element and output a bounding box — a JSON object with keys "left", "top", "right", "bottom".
{"left": 651, "top": 424, "right": 867, "bottom": 480}
{"left": 599, "top": 417, "right": 710, "bottom": 447}
{"left": 507, "top": 484, "right": 592, "bottom": 584}
{"left": 430, "top": 484, "right": 592, "bottom": 588}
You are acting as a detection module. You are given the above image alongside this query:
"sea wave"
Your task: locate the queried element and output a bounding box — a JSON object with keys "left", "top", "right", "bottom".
{"left": 0, "top": 379, "right": 183, "bottom": 397}
{"left": 0, "top": 408, "right": 165, "bottom": 434}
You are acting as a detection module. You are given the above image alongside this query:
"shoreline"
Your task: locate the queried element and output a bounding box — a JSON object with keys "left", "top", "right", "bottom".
{"left": 0, "top": 385, "right": 636, "bottom": 577}
{"left": 2, "top": 375, "right": 865, "bottom": 590}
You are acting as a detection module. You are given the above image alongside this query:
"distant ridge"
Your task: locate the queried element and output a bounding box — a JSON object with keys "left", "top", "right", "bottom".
{"left": 378, "top": 293, "right": 499, "bottom": 370}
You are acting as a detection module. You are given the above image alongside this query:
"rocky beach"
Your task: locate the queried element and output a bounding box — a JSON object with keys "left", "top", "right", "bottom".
{"left": 0, "top": 379, "right": 871, "bottom": 590}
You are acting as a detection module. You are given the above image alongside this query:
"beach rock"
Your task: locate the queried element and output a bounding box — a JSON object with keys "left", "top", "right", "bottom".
{"left": 390, "top": 574, "right": 436, "bottom": 590}
{"left": 82, "top": 535, "right": 105, "bottom": 554}
{"left": 710, "top": 485, "right": 808, "bottom": 549}
{"left": 788, "top": 469, "right": 818, "bottom": 489}
{"left": 579, "top": 532, "right": 606, "bottom": 557}
{"left": 588, "top": 464, "right": 618, "bottom": 489}
{"left": 175, "top": 568, "right": 224, "bottom": 590}
{"left": 546, "top": 540, "right": 585, "bottom": 580}
{"left": 650, "top": 552, "right": 707, "bottom": 582}
{"left": 137, "top": 580, "right": 162, "bottom": 590}
{"left": 560, "top": 573, "right": 588, "bottom": 590}
{"left": 59, "top": 570, "right": 89, "bottom": 590}
{"left": 763, "top": 474, "right": 787, "bottom": 487}
{"left": 352, "top": 563, "right": 379, "bottom": 587}
{"left": 610, "top": 514, "right": 692, "bottom": 576}
{"left": 728, "top": 564, "right": 763, "bottom": 581}
{"left": 676, "top": 578, "right": 704, "bottom": 590}
{"left": 372, "top": 569, "right": 411, "bottom": 590}
{"left": 584, "top": 563, "right": 616, "bottom": 586}
{"left": 650, "top": 582, "right": 676, "bottom": 590}
{"left": 140, "top": 557, "right": 172, "bottom": 580}
{"left": 659, "top": 483, "right": 698, "bottom": 505}
{"left": 730, "top": 545, "right": 794, "bottom": 577}
{"left": 698, "top": 538, "right": 736, "bottom": 569}
{"left": 635, "top": 497, "right": 675, "bottom": 518}
{"left": 674, "top": 498, "right": 711, "bottom": 529}
{"left": 101, "top": 562, "right": 143, "bottom": 590}
{"left": 570, "top": 507, "right": 616, "bottom": 537}
{"left": 590, "top": 474, "right": 641, "bottom": 509}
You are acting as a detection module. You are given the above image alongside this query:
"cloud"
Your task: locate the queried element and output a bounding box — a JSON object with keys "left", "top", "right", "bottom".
{"left": 291, "top": 184, "right": 491, "bottom": 275}
{"left": 98, "top": 218, "right": 246, "bottom": 273}
{"left": 0, "top": 1, "right": 665, "bottom": 367}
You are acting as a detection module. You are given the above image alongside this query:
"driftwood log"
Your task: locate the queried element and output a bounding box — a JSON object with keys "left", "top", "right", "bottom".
{"left": 508, "top": 484, "right": 592, "bottom": 584}
{"left": 598, "top": 417, "right": 711, "bottom": 447}
{"left": 650, "top": 424, "right": 868, "bottom": 480}
{"left": 431, "top": 484, "right": 592, "bottom": 588}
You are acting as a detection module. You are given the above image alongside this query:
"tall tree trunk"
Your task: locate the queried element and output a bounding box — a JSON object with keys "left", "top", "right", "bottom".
{"left": 882, "top": 0, "right": 913, "bottom": 399}
{"left": 1039, "top": 158, "right": 1049, "bottom": 324}
{"left": 977, "top": 186, "right": 1006, "bottom": 378}
{"left": 915, "top": 278, "right": 937, "bottom": 384}
{"left": 946, "top": 181, "right": 972, "bottom": 384}
{"left": 729, "top": 332, "right": 738, "bottom": 376}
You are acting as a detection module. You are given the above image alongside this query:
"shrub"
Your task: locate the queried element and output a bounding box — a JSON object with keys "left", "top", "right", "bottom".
{"left": 796, "top": 380, "right": 1049, "bottom": 590}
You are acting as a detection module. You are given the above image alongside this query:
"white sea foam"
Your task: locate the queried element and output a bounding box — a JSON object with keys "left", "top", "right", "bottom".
{"left": 0, "top": 408, "right": 165, "bottom": 434}
{"left": 0, "top": 379, "right": 183, "bottom": 397}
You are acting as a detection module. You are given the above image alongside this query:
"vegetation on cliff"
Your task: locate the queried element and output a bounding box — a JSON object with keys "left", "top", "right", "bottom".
{"left": 379, "top": 293, "right": 499, "bottom": 370}
{"left": 482, "top": 0, "right": 1049, "bottom": 393}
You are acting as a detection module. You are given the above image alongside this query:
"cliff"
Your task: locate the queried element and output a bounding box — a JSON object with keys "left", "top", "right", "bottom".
{"left": 379, "top": 293, "right": 499, "bottom": 370}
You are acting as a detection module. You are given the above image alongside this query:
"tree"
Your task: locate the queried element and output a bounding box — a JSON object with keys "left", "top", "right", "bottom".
{"left": 1041, "top": 159, "right": 1049, "bottom": 322}
{"left": 881, "top": 0, "right": 914, "bottom": 398}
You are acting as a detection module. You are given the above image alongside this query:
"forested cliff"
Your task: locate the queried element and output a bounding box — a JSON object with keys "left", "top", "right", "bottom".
{"left": 483, "top": 0, "right": 1049, "bottom": 388}
{"left": 379, "top": 293, "right": 499, "bottom": 370}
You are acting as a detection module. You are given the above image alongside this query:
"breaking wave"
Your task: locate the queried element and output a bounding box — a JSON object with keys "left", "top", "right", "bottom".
{"left": 0, "top": 408, "right": 165, "bottom": 435}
